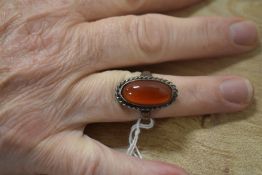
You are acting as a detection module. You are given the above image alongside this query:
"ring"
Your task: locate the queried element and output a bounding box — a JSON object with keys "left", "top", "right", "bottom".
{"left": 116, "top": 71, "right": 178, "bottom": 119}
{"left": 116, "top": 71, "right": 178, "bottom": 158}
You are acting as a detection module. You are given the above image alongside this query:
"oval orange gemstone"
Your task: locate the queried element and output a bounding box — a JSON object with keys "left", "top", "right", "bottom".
{"left": 121, "top": 80, "right": 172, "bottom": 106}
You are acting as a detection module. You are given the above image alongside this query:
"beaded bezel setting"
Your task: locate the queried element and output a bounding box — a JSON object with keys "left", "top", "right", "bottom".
{"left": 116, "top": 75, "right": 178, "bottom": 112}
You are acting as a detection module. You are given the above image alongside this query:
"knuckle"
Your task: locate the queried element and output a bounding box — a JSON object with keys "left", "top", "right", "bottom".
{"left": 130, "top": 15, "right": 166, "bottom": 55}
{"left": 199, "top": 17, "right": 230, "bottom": 52}
{"left": 72, "top": 26, "right": 102, "bottom": 68}
{"left": 203, "top": 19, "right": 217, "bottom": 47}
{"left": 186, "top": 79, "right": 228, "bottom": 111}
{"left": 69, "top": 139, "right": 102, "bottom": 175}
{"left": 186, "top": 82, "right": 212, "bottom": 108}
{"left": 85, "top": 148, "right": 102, "bottom": 175}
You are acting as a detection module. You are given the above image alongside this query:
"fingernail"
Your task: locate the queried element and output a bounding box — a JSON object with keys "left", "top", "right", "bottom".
{"left": 220, "top": 78, "right": 253, "bottom": 104}
{"left": 230, "top": 21, "right": 258, "bottom": 46}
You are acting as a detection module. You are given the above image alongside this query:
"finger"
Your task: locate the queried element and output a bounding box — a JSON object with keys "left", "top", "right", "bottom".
{"left": 67, "top": 71, "right": 253, "bottom": 124}
{"left": 73, "top": 0, "right": 201, "bottom": 21}
{"left": 29, "top": 131, "right": 188, "bottom": 175}
{"left": 75, "top": 15, "right": 258, "bottom": 70}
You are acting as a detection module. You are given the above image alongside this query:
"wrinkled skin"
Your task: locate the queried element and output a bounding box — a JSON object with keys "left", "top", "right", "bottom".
{"left": 0, "top": 0, "right": 258, "bottom": 175}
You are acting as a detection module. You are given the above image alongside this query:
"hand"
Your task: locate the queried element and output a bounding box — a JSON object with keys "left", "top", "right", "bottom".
{"left": 0, "top": 0, "right": 258, "bottom": 175}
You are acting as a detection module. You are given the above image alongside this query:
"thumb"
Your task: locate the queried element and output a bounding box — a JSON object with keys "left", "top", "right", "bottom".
{"left": 98, "top": 148, "right": 189, "bottom": 175}
{"left": 30, "top": 131, "right": 189, "bottom": 175}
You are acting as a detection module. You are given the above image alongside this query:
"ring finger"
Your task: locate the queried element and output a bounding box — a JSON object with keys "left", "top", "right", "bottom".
{"left": 67, "top": 71, "right": 253, "bottom": 124}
